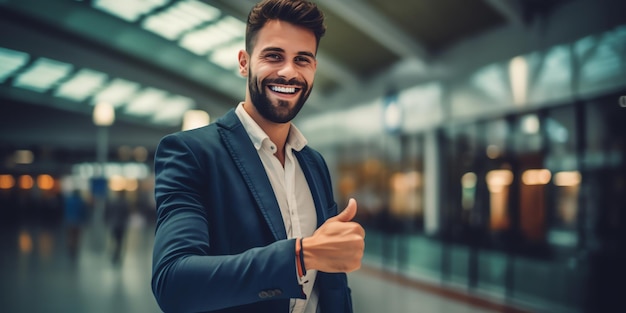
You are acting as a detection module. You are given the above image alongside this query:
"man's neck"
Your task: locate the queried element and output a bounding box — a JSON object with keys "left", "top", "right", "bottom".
{"left": 242, "top": 102, "right": 291, "bottom": 165}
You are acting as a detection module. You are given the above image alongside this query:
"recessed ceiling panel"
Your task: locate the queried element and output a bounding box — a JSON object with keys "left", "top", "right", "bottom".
{"left": 0, "top": 47, "right": 29, "bottom": 83}
{"left": 93, "top": 0, "right": 168, "bottom": 22}
{"left": 55, "top": 68, "right": 109, "bottom": 102}
{"left": 13, "top": 58, "right": 73, "bottom": 93}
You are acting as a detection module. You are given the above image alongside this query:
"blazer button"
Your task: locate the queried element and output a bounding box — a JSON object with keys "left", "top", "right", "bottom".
{"left": 259, "top": 289, "right": 282, "bottom": 298}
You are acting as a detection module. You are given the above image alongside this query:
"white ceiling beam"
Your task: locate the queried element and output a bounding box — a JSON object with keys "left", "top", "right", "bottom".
{"left": 316, "top": 0, "right": 429, "bottom": 61}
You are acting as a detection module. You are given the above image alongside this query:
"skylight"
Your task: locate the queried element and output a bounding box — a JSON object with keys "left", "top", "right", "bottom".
{"left": 471, "top": 63, "right": 509, "bottom": 103}
{"left": 93, "top": 0, "right": 168, "bottom": 22}
{"left": 124, "top": 87, "right": 169, "bottom": 116}
{"left": 580, "top": 34, "right": 622, "bottom": 83}
{"left": 179, "top": 16, "right": 245, "bottom": 56}
{"left": 92, "top": 0, "right": 246, "bottom": 78}
{"left": 0, "top": 47, "right": 29, "bottom": 83}
{"left": 151, "top": 95, "right": 195, "bottom": 125}
{"left": 92, "top": 78, "right": 141, "bottom": 108}
{"left": 13, "top": 58, "right": 73, "bottom": 93}
{"left": 141, "top": 0, "right": 221, "bottom": 40}
{"left": 55, "top": 68, "right": 109, "bottom": 102}
{"left": 210, "top": 39, "right": 244, "bottom": 71}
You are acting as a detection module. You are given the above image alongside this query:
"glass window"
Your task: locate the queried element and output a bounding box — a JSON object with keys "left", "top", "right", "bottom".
{"left": 441, "top": 123, "right": 479, "bottom": 242}
{"left": 545, "top": 106, "right": 580, "bottom": 249}
{"left": 388, "top": 134, "right": 424, "bottom": 232}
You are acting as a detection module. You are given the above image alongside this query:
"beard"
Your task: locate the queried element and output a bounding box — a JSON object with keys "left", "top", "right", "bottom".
{"left": 248, "top": 69, "right": 311, "bottom": 124}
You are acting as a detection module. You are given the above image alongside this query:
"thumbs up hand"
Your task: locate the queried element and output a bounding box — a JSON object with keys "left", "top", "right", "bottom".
{"left": 302, "top": 198, "right": 365, "bottom": 273}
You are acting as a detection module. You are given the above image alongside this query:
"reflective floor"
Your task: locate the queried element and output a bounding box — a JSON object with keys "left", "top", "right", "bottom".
{"left": 1, "top": 215, "right": 525, "bottom": 313}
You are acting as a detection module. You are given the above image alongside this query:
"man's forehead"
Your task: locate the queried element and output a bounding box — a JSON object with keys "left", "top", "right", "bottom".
{"left": 253, "top": 20, "right": 317, "bottom": 53}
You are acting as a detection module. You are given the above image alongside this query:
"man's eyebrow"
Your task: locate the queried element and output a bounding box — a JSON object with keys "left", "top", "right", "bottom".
{"left": 298, "top": 51, "right": 316, "bottom": 60}
{"left": 261, "top": 47, "right": 285, "bottom": 54}
{"left": 261, "top": 47, "right": 316, "bottom": 59}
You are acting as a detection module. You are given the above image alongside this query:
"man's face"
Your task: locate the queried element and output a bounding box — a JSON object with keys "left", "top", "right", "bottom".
{"left": 242, "top": 20, "right": 317, "bottom": 124}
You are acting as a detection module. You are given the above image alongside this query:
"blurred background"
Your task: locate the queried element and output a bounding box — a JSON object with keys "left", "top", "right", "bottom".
{"left": 1, "top": 0, "right": 625, "bottom": 312}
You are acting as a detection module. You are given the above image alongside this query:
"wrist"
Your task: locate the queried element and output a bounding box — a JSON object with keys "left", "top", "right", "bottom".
{"left": 295, "top": 237, "right": 306, "bottom": 277}
{"left": 301, "top": 237, "right": 316, "bottom": 271}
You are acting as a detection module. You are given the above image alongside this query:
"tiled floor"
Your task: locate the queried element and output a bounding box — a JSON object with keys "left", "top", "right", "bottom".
{"left": 1, "top": 217, "right": 524, "bottom": 313}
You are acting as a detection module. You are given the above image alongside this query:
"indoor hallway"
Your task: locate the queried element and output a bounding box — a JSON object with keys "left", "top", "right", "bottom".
{"left": 1, "top": 217, "right": 530, "bottom": 313}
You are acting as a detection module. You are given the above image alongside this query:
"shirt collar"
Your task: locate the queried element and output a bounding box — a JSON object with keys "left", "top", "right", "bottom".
{"left": 235, "top": 103, "right": 308, "bottom": 152}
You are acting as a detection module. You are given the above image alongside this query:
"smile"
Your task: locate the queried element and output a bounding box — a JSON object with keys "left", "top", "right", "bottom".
{"left": 269, "top": 85, "right": 300, "bottom": 94}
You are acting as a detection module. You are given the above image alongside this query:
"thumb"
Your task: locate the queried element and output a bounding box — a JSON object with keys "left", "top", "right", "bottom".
{"left": 332, "top": 198, "right": 357, "bottom": 222}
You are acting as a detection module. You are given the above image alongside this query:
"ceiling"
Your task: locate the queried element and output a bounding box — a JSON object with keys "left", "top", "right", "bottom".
{"left": 1, "top": 0, "right": 624, "bottom": 171}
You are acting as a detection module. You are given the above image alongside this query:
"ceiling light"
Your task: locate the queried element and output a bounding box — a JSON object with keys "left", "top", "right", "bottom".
{"left": 182, "top": 109, "right": 210, "bottom": 131}
{"left": 472, "top": 63, "right": 509, "bottom": 104}
{"left": 14, "top": 150, "right": 34, "bottom": 164}
{"left": 13, "top": 58, "right": 73, "bottom": 93}
{"left": 142, "top": 0, "right": 220, "bottom": 40}
{"left": 181, "top": 0, "right": 222, "bottom": 21}
{"left": 509, "top": 56, "right": 529, "bottom": 106}
{"left": 92, "top": 78, "right": 140, "bottom": 108}
{"left": 179, "top": 16, "right": 245, "bottom": 55}
{"left": 55, "top": 68, "right": 108, "bottom": 102}
{"left": 93, "top": 102, "right": 116, "bottom": 126}
{"left": 0, "top": 47, "right": 29, "bottom": 83}
{"left": 151, "top": 95, "right": 194, "bottom": 125}
{"left": 93, "top": 0, "right": 168, "bottom": 22}
{"left": 210, "top": 40, "right": 244, "bottom": 70}
{"left": 124, "top": 87, "right": 169, "bottom": 116}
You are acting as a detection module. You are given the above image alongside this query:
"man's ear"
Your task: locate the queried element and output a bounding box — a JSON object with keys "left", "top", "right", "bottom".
{"left": 238, "top": 50, "right": 249, "bottom": 77}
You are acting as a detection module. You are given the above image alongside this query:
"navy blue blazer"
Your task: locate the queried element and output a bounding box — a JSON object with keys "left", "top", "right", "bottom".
{"left": 152, "top": 109, "right": 353, "bottom": 313}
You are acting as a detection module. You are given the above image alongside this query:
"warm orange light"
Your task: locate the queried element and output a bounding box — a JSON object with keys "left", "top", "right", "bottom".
{"left": 554, "top": 171, "right": 582, "bottom": 187}
{"left": 14, "top": 150, "right": 34, "bottom": 164}
{"left": 109, "top": 175, "right": 126, "bottom": 192}
{"left": 18, "top": 230, "right": 33, "bottom": 254}
{"left": 486, "top": 145, "right": 501, "bottom": 159}
{"left": 391, "top": 171, "right": 421, "bottom": 192}
{"left": 37, "top": 174, "right": 55, "bottom": 190}
{"left": 93, "top": 102, "right": 115, "bottom": 126}
{"left": 124, "top": 178, "right": 138, "bottom": 192}
{"left": 391, "top": 173, "right": 407, "bottom": 192}
{"left": 486, "top": 169, "right": 514, "bottom": 193}
{"left": 522, "top": 169, "right": 551, "bottom": 185}
{"left": 133, "top": 146, "right": 149, "bottom": 162}
{"left": 0, "top": 175, "right": 15, "bottom": 189}
{"left": 461, "top": 172, "right": 477, "bottom": 189}
{"left": 18, "top": 175, "right": 34, "bottom": 189}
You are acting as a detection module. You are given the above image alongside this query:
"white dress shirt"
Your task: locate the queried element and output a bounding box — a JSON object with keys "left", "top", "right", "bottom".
{"left": 235, "top": 103, "right": 319, "bottom": 313}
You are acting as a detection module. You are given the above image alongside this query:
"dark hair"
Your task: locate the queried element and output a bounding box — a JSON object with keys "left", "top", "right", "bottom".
{"left": 245, "top": 0, "right": 326, "bottom": 53}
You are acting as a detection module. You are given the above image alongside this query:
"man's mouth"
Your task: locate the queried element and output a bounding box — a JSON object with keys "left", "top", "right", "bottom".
{"left": 269, "top": 85, "right": 300, "bottom": 95}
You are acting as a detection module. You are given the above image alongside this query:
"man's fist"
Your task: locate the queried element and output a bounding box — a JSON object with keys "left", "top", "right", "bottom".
{"left": 302, "top": 198, "right": 365, "bottom": 273}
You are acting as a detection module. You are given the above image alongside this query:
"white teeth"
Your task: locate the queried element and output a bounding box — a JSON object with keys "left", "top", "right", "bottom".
{"left": 270, "top": 86, "right": 296, "bottom": 94}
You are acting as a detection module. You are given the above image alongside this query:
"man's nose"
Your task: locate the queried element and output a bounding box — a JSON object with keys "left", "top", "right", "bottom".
{"left": 277, "top": 61, "right": 297, "bottom": 80}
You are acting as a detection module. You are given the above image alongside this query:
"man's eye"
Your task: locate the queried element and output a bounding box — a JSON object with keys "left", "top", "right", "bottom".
{"left": 295, "top": 57, "right": 312, "bottom": 64}
{"left": 266, "top": 54, "right": 282, "bottom": 61}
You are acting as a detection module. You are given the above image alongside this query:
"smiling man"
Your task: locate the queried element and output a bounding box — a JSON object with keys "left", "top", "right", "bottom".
{"left": 151, "top": 1, "right": 365, "bottom": 313}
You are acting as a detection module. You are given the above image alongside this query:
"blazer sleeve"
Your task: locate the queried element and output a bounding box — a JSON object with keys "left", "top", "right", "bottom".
{"left": 151, "top": 133, "right": 303, "bottom": 313}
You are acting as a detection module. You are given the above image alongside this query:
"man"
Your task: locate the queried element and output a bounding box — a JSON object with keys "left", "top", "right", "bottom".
{"left": 151, "top": 1, "right": 365, "bottom": 312}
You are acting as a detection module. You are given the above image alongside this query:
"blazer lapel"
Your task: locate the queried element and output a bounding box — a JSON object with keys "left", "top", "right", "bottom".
{"left": 216, "top": 110, "right": 287, "bottom": 240}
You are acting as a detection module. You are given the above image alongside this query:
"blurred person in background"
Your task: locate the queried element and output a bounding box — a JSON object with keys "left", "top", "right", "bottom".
{"left": 151, "top": 0, "right": 365, "bottom": 312}
{"left": 63, "top": 189, "right": 87, "bottom": 260}
{"left": 105, "top": 189, "right": 129, "bottom": 264}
